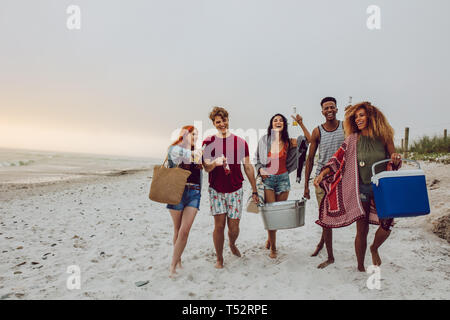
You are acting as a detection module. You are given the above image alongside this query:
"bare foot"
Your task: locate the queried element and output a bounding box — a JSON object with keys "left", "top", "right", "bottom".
{"left": 370, "top": 245, "right": 382, "bottom": 266}
{"left": 269, "top": 249, "right": 277, "bottom": 259}
{"left": 215, "top": 259, "right": 224, "bottom": 269}
{"left": 230, "top": 244, "right": 241, "bottom": 257}
{"left": 357, "top": 265, "right": 366, "bottom": 272}
{"left": 169, "top": 266, "right": 178, "bottom": 278}
{"left": 311, "top": 243, "right": 324, "bottom": 257}
{"left": 317, "top": 258, "right": 335, "bottom": 269}
{"left": 265, "top": 240, "right": 271, "bottom": 250}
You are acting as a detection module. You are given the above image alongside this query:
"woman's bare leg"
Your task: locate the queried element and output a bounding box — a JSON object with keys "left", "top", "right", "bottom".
{"left": 355, "top": 202, "right": 370, "bottom": 272}
{"left": 264, "top": 189, "right": 276, "bottom": 251}
{"left": 170, "top": 209, "right": 182, "bottom": 244}
{"left": 355, "top": 219, "right": 369, "bottom": 272}
{"left": 169, "top": 207, "right": 197, "bottom": 277}
{"left": 370, "top": 226, "right": 390, "bottom": 266}
{"left": 169, "top": 209, "right": 183, "bottom": 276}
{"left": 266, "top": 191, "right": 289, "bottom": 259}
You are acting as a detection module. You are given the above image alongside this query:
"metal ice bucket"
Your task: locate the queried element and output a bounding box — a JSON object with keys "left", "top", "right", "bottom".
{"left": 260, "top": 199, "right": 306, "bottom": 230}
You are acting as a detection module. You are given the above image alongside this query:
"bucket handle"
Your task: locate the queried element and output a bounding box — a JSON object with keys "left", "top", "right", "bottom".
{"left": 371, "top": 158, "right": 420, "bottom": 176}
{"left": 296, "top": 197, "right": 308, "bottom": 207}
{"left": 259, "top": 197, "right": 308, "bottom": 208}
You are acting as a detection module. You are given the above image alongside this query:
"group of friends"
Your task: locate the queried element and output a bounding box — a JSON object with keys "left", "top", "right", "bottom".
{"left": 162, "top": 97, "right": 402, "bottom": 278}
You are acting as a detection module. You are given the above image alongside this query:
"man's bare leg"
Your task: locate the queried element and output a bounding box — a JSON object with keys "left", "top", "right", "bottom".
{"left": 213, "top": 214, "right": 227, "bottom": 268}
{"left": 311, "top": 232, "right": 325, "bottom": 257}
{"left": 317, "top": 227, "right": 334, "bottom": 268}
{"left": 227, "top": 217, "right": 241, "bottom": 257}
{"left": 312, "top": 188, "right": 325, "bottom": 257}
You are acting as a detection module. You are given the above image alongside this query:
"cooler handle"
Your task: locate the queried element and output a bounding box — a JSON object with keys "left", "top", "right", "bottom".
{"left": 371, "top": 158, "right": 421, "bottom": 176}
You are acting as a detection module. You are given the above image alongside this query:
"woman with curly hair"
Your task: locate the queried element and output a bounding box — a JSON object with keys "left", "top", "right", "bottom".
{"left": 313, "top": 102, "right": 402, "bottom": 272}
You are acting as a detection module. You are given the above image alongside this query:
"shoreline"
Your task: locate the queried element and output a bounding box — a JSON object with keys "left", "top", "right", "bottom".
{"left": 0, "top": 168, "right": 153, "bottom": 202}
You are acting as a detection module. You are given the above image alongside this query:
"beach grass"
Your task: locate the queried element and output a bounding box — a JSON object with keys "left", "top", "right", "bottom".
{"left": 396, "top": 135, "right": 450, "bottom": 164}
{"left": 397, "top": 134, "right": 450, "bottom": 164}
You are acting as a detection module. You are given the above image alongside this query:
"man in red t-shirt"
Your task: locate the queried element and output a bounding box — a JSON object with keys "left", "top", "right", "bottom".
{"left": 203, "top": 106, "right": 258, "bottom": 269}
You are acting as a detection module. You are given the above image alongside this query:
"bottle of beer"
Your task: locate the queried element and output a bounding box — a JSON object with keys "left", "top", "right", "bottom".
{"left": 222, "top": 154, "right": 231, "bottom": 175}
{"left": 292, "top": 106, "right": 298, "bottom": 126}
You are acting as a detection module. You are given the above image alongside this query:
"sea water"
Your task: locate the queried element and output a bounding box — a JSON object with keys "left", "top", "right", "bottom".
{"left": 0, "top": 147, "right": 160, "bottom": 185}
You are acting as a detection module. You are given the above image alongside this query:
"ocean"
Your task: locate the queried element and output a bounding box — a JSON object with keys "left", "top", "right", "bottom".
{"left": 0, "top": 148, "right": 161, "bottom": 185}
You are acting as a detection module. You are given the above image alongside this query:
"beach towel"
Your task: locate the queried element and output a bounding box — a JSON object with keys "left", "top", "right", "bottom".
{"left": 316, "top": 133, "right": 400, "bottom": 228}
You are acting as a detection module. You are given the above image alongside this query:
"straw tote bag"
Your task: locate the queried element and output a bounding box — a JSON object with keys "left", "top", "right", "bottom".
{"left": 149, "top": 155, "right": 192, "bottom": 205}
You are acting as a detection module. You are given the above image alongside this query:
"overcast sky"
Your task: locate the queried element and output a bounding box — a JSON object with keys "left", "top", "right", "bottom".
{"left": 1, "top": 0, "right": 449, "bottom": 157}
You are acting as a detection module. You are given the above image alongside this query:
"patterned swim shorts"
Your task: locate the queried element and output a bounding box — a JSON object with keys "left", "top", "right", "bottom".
{"left": 208, "top": 187, "right": 244, "bottom": 219}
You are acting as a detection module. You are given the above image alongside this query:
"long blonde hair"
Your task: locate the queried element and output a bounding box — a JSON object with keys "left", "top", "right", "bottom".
{"left": 344, "top": 102, "right": 394, "bottom": 144}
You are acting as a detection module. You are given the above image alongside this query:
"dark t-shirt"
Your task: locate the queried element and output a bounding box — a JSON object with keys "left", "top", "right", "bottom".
{"left": 179, "top": 163, "right": 202, "bottom": 185}
{"left": 202, "top": 133, "right": 249, "bottom": 193}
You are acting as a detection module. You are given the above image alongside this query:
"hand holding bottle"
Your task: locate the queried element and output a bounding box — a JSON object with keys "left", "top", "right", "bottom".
{"left": 223, "top": 156, "right": 231, "bottom": 175}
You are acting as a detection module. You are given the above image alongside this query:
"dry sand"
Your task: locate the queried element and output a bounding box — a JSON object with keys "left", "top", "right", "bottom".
{"left": 0, "top": 162, "right": 449, "bottom": 300}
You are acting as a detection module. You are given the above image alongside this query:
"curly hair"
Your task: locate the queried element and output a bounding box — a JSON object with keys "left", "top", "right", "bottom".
{"left": 344, "top": 102, "right": 394, "bottom": 144}
{"left": 209, "top": 106, "right": 229, "bottom": 122}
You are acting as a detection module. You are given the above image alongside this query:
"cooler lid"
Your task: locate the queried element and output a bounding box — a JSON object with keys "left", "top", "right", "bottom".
{"left": 371, "top": 169, "right": 425, "bottom": 186}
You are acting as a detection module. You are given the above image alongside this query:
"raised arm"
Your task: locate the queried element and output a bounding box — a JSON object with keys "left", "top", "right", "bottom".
{"left": 303, "top": 127, "right": 320, "bottom": 199}
{"left": 292, "top": 114, "right": 312, "bottom": 143}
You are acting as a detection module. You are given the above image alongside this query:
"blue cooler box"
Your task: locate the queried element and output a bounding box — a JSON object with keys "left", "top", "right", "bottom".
{"left": 371, "top": 159, "right": 430, "bottom": 219}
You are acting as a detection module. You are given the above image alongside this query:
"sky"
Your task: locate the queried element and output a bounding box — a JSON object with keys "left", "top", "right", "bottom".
{"left": 1, "top": 0, "right": 449, "bottom": 158}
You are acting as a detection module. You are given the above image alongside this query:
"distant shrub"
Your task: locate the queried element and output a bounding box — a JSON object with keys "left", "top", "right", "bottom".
{"left": 410, "top": 135, "right": 450, "bottom": 154}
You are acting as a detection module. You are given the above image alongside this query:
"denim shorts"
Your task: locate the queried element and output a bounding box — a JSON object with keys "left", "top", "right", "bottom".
{"left": 262, "top": 172, "right": 291, "bottom": 195}
{"left": 359, "top": 182, "right": 394, "bottom": 231}
{"left": 359, "top": 182, "right": 374, "bottom": 203}
{"left": 166, "top": 185, "right": 201, "bottom": 211}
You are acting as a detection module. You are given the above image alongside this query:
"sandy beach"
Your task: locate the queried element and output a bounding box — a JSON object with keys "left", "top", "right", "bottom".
{"left": 0, "top": 160, "right": 449, "bottom": 300}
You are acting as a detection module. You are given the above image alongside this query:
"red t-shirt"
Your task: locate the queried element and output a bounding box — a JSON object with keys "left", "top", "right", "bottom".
{"left": 202, "top": 133, "right": 249, "bottom": 193}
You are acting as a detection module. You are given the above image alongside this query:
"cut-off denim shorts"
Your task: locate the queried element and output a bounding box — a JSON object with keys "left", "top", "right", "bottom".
{"left": 359, "top": 182, "right": 374, "bottom": 203}
{"left": 359, "top": 181, "right": 394, "bottom": 231}
{"left": 262, "top": 172, "right": 291, "bottom": 195}
{"left": 166, "top": 184, "right": 201, "bottom": 211}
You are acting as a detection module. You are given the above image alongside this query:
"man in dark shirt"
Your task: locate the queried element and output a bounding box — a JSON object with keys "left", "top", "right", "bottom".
{"left": 203, "top": 106, "right": 258, "bottom": 269}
